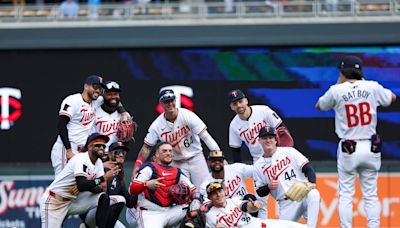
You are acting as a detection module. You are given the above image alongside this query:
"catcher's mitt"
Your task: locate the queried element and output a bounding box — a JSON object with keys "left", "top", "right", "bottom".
{"left": 169, "top": 182, "right": 191, "bottom": 205}
{"left": 285, "top": 182, "right": 314, "bottom": 202}
{"left": 117, "top": 116, "right": 138, "bottom": 142}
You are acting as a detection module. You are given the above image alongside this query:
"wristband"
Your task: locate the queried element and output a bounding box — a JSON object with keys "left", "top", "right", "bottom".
{"left": 134, "top": 157, "right": 145, "bottom": 170}
{"left": 95, "top": 176, "right": 105, "bottom": 185}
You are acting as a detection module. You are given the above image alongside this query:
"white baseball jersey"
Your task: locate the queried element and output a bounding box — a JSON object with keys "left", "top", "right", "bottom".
{"left": 47, "top": 152, "right": 104, "bottom": 200}
{"left": 253, "top": 147, "right": 309, "bottom": 201}
{"left": 200, "top": 163, "right": 253, "bottom": 202}
{"left": 205, "top": 198, "right": 260, "bottom": 227}
{"left": 57, "top": 93, "right": 100, "bottom": 150}
{"left": 318, "top": 80, "right": 393, "bottom": 140}
{"left": 144, "top": 108, "right": 207, "bottom": 160}
{"left": 91, "top": 106, "right": 121, "bottom": 150}
{"left": 135, "top": 165, "right": 195, "bottom": 211}
{"left": 229, "top": 105, "right": 283, "bottom": 162}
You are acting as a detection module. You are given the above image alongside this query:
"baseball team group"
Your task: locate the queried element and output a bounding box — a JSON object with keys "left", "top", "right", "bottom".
{"left": 39, "top": 55, "right": 397, "bottom": 228}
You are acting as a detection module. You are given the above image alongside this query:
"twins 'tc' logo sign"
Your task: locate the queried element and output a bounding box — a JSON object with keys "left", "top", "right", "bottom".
{"left": 0, "top": 88, "right": 22, "bottom": 130}
{"left": 156, "top": 85, "right": 194, "bottom": 114}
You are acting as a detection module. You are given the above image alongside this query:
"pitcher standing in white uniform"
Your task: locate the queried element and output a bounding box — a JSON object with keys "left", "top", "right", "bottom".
{"left": 316, "top": 55, "right": 397, "bottom": 228}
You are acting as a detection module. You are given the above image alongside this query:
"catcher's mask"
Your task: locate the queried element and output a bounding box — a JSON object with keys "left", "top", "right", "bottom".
{"left": 206, "top": 181, "right": 223, "bottom": 196}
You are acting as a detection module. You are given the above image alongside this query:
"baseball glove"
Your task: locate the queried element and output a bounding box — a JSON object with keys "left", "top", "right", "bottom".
{"left": 285, "top": 182, "right": 314, "bottom": 202}
{"left": 117, "top": 116, "right": 138, "bottom": 142}
{"left": 169, "top": 182, "right": 191, "bottom": 205}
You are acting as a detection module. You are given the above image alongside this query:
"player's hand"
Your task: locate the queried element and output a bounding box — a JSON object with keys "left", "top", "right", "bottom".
{"left": 104, "top": 165, "right": 120, "bottom": 181}
{"left": 216, "top": 224, "right": 224, "bottom": 228}
{"left": 248, "top": 198, "right": 263, "bottom": 210}
{"left": 268, "top": 180, "right": 279, "bottom": 190}
{"left": 66, "top": 149, "right": 75, "bottom": 161}
{"left": 146, "top": 177, "right": 166, "bottom": 189}
{"left": 70, "top": 185, "right": 79, "bottom": 196}
{"left": 103, "top": 161, "right": 116, "bottom": 169}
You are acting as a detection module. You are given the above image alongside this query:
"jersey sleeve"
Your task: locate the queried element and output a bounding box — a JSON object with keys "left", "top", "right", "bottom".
{"left": 317, "top": 87, "right": 336, "bottom": 111}
{"left": 235, "top": 163, "right": 254, "bottom": 178}
{"left": 374, "top": 82, "right": 394, "bottom": 107}
{"left": 59, "top": 95, "right": 78, "bottom": 119}
{"left": 253, "top": 163, "right": 268, "bottom": 190}
{"left": 229, "top": 121, "right": 242, "bottom": 148}
{"left": 288, "top": 148, "right": 309, "bottom": 169}
{"left": 71, "top": 156, "right": 86, "bottom": 177}
{"left": 143, "top": 122, "right": 159, "bottom": 146}
{"left": 185, "top": 109, "right": 206, "bottom": 135}
{"left": 179, "top": 172, "right": 196, "bottom": 190}
{"left": 95, "top": 160, "right": 105, "bottom": 178}
{"left": 133, "top": 166, "right": 153, "bottom": 183}
{"left": 92, "top": 96, "right": 103, "bottom": 109}
{"left": 262, "top": 106, "right": 282, "bottom": 128}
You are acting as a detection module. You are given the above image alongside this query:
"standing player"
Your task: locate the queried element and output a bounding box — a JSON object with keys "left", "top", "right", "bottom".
{"left": 132, "top": 89, "right": 220, "bottom": 187}
{"left": 40, "top": 133, "right": 120, "bottom": 228}
{"left": 205, "top": 181, "right": 307, "bottom": 228}
{"left": 253, "top": 126, "right": 320, "bottom": 228}
{"left": 316, "top": 55, "right": 397, "bottom": 228}
{"left": 130, "top": 142, "right": 201, "bottom": 228}
{"left": 228, "top": 89, "right": 294, "bottom": 163}
{"left": 91, "top": 81, "right": 134, "bottom": 150}
{"left": 51, "top": 75, "right": 104, "bottom": 176}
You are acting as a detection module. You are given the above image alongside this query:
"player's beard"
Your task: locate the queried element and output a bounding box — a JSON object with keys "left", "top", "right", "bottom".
{"left": 93, "top": 150, "right": 104, "bottom": 160}
{"left": 210, "top": 164, "right": 224, "bottom": 173}
{"left": 88, "top": 89, "right": 100, "bottom": 101}
{"left": 104, "top": 96, "right": 120, "bottom": 109}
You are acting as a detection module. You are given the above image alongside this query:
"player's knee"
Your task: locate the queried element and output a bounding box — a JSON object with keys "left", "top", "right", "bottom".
{"left": 308, "top": 189, "right": 320, "bottom": 202}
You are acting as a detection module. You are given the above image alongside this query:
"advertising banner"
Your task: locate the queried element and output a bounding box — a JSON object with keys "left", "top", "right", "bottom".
{"left": 0, "top": 176, "right": 80, "bottom": 228}
{"left": 245, "top": 173, "right": 400, "bottom": 227}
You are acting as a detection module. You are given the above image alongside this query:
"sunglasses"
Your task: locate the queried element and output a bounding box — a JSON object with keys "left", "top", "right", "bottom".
{"left": 159, "top": 93, "right": 176, "bottom": 102}
{"left": 93, "top": 143, "right": 106, "bottom": 149}
{"left": 92, "top": 84, "right": 103, "bottom": 90}
{"left": 206, "top": 182, "right": 223, "bottom": 194}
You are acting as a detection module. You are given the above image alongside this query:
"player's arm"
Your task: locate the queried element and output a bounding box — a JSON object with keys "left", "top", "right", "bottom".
{"left": 230, "top": 146, "right": 242, "bottom": 163}
{"left": 242, "top": 198, "right": 263, "bottom": 213}
{"left": 58, "top": 115, "right": 74, "bottom": 160}
{"left": 75, "top": 165, "right": 120, "bottom": 192}
{"left": 132, "top": 144, "right": 152, "bottom": 178}
{"left": 199, "top": 130, "right": 220, "bottom": 151}
{"left": 302, "top": 163, "right": 317, "bottom": 185}
{"left": 130, "top": 166, "right": 165, "bottom": 195}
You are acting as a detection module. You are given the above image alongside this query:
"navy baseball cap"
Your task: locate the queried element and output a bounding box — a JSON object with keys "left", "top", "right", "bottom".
{"left": 109, "top": 142, "right": 129, "bottom": 152}
{"left": 85, "top": 75, "right": 104, "bottom": 85}
{"left": 159, "top": 89, "right": 176, "bottom": 101}
{"left": 228, "top": 89, "right": 246, "bottom": 103}
{"left": 104, "top": 81, "right": 121, "bottom": 92}
{"left": 258, "top": 126, "right": 277, "bottom": 138}
{"left": 208, "top": 150, "right": 225, "bottom": 159}
{"left": 206, "top": 181, "right": 223, "bottom": 196}
{"left": 82, "top": 133, "right": 110, "bottom": 151}
{"left": 338, "top": 56, "right": 363, "bottom": 70}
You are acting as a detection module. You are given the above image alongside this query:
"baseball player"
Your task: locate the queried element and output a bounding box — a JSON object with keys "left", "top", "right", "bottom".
{"left": 82, "top": 142, "right": 136, "bottom": 228}
{"left": 132, "top": 89, "right": 220, "bottom": 188}
{"left": 199, "top": 150, "right": 253, "bottom": 203}
{"left": 40, "top": 133, "right": 120, "bottom": 228}
{"left": 316, "top": 55, "right": 397, "bottom": 228}
{"left": 204, "top": 181, "right": 307, "bottom": 228}
{"left": 253, "top": 126, "right": 320, "bottom": 228}
{"left": 50, "top": 75, "right": 104, "bottom": 176}
{"left": 129, "top": 142, "right": 201, "bottom": 228}
{"left": 228, "top": 89, "right": 294, "bottom": 163}
{"left": 90, "top": 80, "right": 132, "bottom": 150}
{"left": 51, "top": 76, "right": 129, "bottom": 176}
